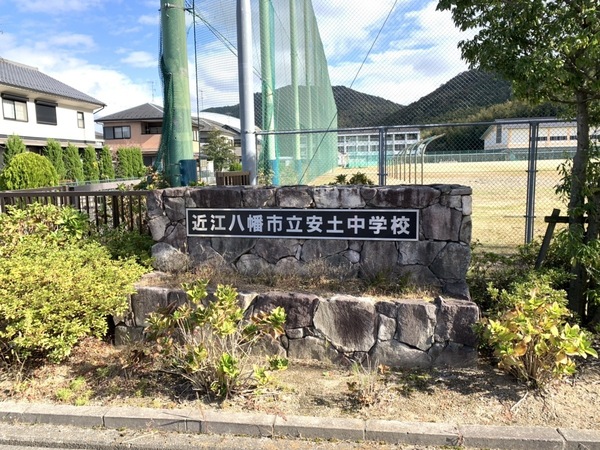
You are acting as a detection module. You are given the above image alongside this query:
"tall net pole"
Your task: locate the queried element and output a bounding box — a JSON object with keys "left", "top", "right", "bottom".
{"left": 159, "top": 0, "right": 195, "bottom": 186}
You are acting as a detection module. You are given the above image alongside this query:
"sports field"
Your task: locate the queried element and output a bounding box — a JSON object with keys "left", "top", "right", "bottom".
{"left": 311, "top": 159, "right": 569, "bottom": 252}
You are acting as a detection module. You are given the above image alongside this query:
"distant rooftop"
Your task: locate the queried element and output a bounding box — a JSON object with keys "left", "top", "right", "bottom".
{"left": 0, "top": 57, "right": 105, "bottom": 106}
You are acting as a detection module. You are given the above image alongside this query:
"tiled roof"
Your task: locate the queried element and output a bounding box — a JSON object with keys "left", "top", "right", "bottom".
{"left": 96, "top": 103, "right": 165, "bottom": 122}
{"left": 0, "top": 58, "right": 105, "bottom": 106}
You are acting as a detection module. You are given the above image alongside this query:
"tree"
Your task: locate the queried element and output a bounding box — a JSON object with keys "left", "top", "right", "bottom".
{"left": 82, "top": 145, "right": 100, "bottom": 182}
{"left": 63, "top": 143, "right": 84, "bottom": 182}
{"left": 3, "top": 134, "right": 26, "bottom": 168}
{"left": 437, "top": 0, "right": 600, "bottom": 319}
{"left": 205, "top": 129, "right": 236, "bottom": 172}
{"left": 0, "top": 152, "right": 59, "bottom": 190}
{"left": 44, "top": 139, "right": 66, "bottom": 180}
{"left": 116, "top": 146, "right": 145, "bottom": 178}
{"left": 98, "top": 145, "right": 115, "bottom": 180}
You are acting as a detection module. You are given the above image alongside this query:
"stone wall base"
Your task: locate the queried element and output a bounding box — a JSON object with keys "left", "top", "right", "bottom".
{"left": 116, "top": 279, "right": 480, "bottom": 369}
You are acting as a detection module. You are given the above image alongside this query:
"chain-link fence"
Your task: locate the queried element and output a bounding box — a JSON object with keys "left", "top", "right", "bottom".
{"left": 185, "top": 1, "right": 592, "bottom": 252}
{"left": 257, "top": 118, "right": 589, "bottom": 252}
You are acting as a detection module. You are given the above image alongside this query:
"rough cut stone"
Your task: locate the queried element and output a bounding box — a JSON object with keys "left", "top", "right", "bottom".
{"left": 314, "top": 295, "right": 377, "bottom": 353}
{"left": 254, "top": 239, "right": 302, "bottom": 264}
{"left": 371, "top": 340, "right": 432, "bottom": 368}
{"left": 341, "top": 249, "right": 360, "bottom": 264}
{"left": 276, "top": 187, "right": 313, "bottom": 208}
{"left": 360, "top": 186, "right": 377, "bottom": 201}
{"left": 421, "top": 204, "right": 462, "bottom": 241}
{"left": 163, "top": 196, "right": 186, "bottom": 222}
{"left": 162, "top": 222, "right": 187, "bottom": 251}
{"left": 130, "top": 286, "right": 171, "bottom": 327}
{"left": 440, "top": 194, "right": 462, "bottom": 209}
{"left": 434, "top": 296, "right": 480, "bottom": 348}
{"left": 460, "top": 216, "right": 472, "bottom": 244}
{"left": 211, "top": 237, "right": 256, "bottom": 263}
{"left": 462, "top": 195, "right": 473, "bottom": 215}
{"left": 430, "top": 243, "right": 471, "bottom": 280}
{"left": 148, "top": 215, "right": 170, "bottom": 242}
{"left": 301, "top": 239, "right": 347, "bottom": 262}
{"left": 146, "top": 190, "right": 164, "bottom": 218}
{"left": 242, "top": 187, "right": 276, "bottom": 207}
{"left": 274, "top": 257, "right": 306, "bottom": 276}
{"left": 253, "top": 291, "right": 320, "bottom": 329}
{"left": 312, "top": 186, "right": 365, "bottom": 209}
{"left": 375, "top": 301, "right": 398, "bottom": 318}
{"left": 286, "top": 328, "right": 305, "bottom": 339}
{"left": 188, "top": 186, "right": 243, "bottom": 208}
{"left": 287, "top": 336, "right": 345, "bottom": 364}
{"left": 187, "top": 239, "right": 225, "bottom": 267}
{"left": 369, "top": 186, "right": 440, "bottom": 208}
{"left": 151, "top": 242, "right": 190, "bottom": 273}
{"left": 396, "top": 300, "right": 436, "bottom": 351}
{"left": 443, "top": 280, "right": 471, "bottom": 300}
{"left": 378, "top": 314, "right": 397, "bottom": 341}
{"left": 236, "top": 254, "right": 271, "bottom": 277}
{"left": 395, "top": 265, "right": 442, "bottom": 288}
{"left": 397, "top": 241, "right": 446, "bottom": 266}
{"left": 359, "top": 241, "right": 398, "bottom": 278}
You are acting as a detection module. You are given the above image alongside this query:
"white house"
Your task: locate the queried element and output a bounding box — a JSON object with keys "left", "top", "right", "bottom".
{"left": 0, "top": 57, "right": 105, "bottom": 166}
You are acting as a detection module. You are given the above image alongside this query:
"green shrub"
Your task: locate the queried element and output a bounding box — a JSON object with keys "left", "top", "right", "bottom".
{"left": 479, "top": 276, "right": 597, "bottom": 388}
{"left": 98, "top": 145, "right": 115, "bottom": 180}
{"left": 0, "top": 203, "right": 147, "bottom": 363}
{"left": 146, "top": 280, "right": 287, "bottom": 400}
{"left": 43, "top": 139, "right": 66, "bottom": 180}
{"left": 82, "top": 145, "right": 100, "bottom": 182}
{"left": 116, "top": 147, "right": 145, "bottom": 178}
{"left": 93, "top": 225, "right": 154, "bottom": 267}
{"left": 0, "top": 152, "right": 59, "bottom": 190}
{"left": 63, "top": 143, "right": 84, "bottom": 182}
{"left": 228, "top": 161, "right": 243, "bottom": 171}
{"left": 328, "top": 172, "right": 374, "bottom": 186}
{"left": 3, "top": 134, "right": 26, "bottom": 167}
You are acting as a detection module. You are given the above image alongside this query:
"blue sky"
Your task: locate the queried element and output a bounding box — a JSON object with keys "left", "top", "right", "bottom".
{"left": 0, "top": 0, "right": 471, "bottom": 118}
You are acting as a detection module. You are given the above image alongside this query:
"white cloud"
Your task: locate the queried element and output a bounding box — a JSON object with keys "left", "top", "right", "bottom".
{"left": 46, "top": 33, "right": 96, "bottom": 51}
{"left": 139, "top": 14, "right": 160, "bottom": 26}
{"left": 120, "top": 50, "right": 157, "bottom": 69}
{"left": 13, "top": 0, "right": 102, "bottom": 14}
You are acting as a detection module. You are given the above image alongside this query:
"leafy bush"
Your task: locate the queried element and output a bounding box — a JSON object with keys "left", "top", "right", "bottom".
{"left": 146, "top": 280, "right": 287, "bottom": 400}
{"left": 93, "top": 224, "right": 154, "bottom": 268}
{"left": 329, "top": 172, "right": 374, "bottom": 186}
{"left": 98, "top": 145, "right": 115, "bottom": 180}
{"left": 82, "top": 145, "right": 100, "bottom": 182}
{"left": 0, "top": 203, "right": 147, "bottom": 363}
{"left": 43, "top": 139, "right": 66, "bottom": 180}
{"left": 3, "top": 134, "right": 26, "bottom": 167}
{"left": 479, "top": 276, "right": 597, "bottom": 388}
{"left": 229, "top": 161, "right": 243, "bottom": 171}
{"left": 0, "top": 152, "right": 59, "bottom": 190}
{"left": 63, "top": 143, "right": 84, "bottom": 182}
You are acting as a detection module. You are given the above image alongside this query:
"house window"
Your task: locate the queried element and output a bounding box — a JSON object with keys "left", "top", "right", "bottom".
{"left": 407, "top": 133, "right": 418, "bottom": 140}
{"left": 2, "top": 96, "right": 28, "bottom": 122}
{"left": 495, "top": 125, "right": 502, "bottom": 144}
{"left": 193, "top": 129, "right": 199, "bottom": 141}
{"left": 142, "top": 122, "right": 162, "bottom": 134}
{"left": 35, "top": 100, "right": 57, "bottom": 125}
{"left": 536, "top": 136, "right": 548, "bottom": 141}
{"left": 549, "top": 136, "right": 568, "bottom": 141}
{"left": 104, "top": 126, "right": 131, "bottom": 140}
{"left": 77, "top": 112, "right": 85, "bottom": 128}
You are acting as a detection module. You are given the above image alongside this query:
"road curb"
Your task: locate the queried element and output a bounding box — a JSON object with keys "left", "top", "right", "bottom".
{"left": 0, "top": 401, "right": 598, "bottom": 449}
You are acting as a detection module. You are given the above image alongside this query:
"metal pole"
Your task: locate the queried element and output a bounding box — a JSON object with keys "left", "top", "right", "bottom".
{"left": 160, "top": 0, "right": 195, "bottom": 186}
{"left": 259, "top": 0, "right": 279, "bottom": 185}
{"left": 525, "top": 122, "right": 539, "bottom": 243}
{"left": 237, "top": 0, "right": 257, "bottom": 185}
{"left": 378, "top": 127, "right": 387, "bottom": 186}
{"left": 290, "top": 0, "right": 301, "bottom": 182}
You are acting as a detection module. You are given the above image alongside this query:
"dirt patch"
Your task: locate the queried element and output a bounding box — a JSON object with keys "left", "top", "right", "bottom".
{"left": 1, "top": 337, "right": 598, "bottom": 430}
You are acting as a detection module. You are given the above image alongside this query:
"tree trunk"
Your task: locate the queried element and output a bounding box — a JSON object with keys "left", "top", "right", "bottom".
{"left": 567, "top": 91, "right": 591, "bottom": 319}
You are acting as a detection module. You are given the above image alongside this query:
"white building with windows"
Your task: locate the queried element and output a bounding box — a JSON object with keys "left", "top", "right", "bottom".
{"left": 337, "top": 128, "right": 420, "bottom": 167}
{"left": 481, "top": 118, "right": 600, "bottom": 152}
{"left": 0, "top": 57, "right": 105, "bottom": 166}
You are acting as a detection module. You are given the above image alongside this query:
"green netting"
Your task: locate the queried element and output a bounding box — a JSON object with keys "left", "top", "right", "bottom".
{"left": 188, "top": 0, "right": 338, "bottom": 186}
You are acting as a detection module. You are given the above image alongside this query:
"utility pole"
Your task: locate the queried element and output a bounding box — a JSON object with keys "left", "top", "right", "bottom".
{"left": 160, "top": 0, "right": 196, "bottom": 186}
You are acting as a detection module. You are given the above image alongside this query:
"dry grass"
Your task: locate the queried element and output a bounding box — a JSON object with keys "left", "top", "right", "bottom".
{"left": 311, "top": 159, "right": 569, "bottom": 253}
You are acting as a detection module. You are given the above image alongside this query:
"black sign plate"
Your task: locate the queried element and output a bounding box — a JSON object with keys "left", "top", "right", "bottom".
{"left": 186, "top": 208, "right": 419, "bottom": 241}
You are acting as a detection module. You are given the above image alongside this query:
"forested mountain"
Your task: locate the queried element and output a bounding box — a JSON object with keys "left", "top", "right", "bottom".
{"left": 380, "top": 70, "right": 513, "bottom": 126}
{"left": 203, "top": 86, "right": 402, "bottom": 129}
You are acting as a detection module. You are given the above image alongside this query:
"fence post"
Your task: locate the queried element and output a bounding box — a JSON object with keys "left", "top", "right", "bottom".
{"left": 525, "top": 122, "right": 539, "bottom": 244}
{"left": 378, "top": 127, "right": 387, "bottom": 186}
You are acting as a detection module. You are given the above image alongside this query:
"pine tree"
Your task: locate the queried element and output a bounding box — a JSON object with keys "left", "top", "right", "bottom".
{"left": 63, "top": 143, "right": 84, "bottom": 182}
{"left": 3, "top": 134, "right": 26, "bottom": 168}
{"left": 98, "top": 145, "right": 115, "bottom": 180}
{"left": 82, "top": 145, "right": 100, "bottom": 182}
{"left": 43, "top": 139, "right": 66, "bottom": 180}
